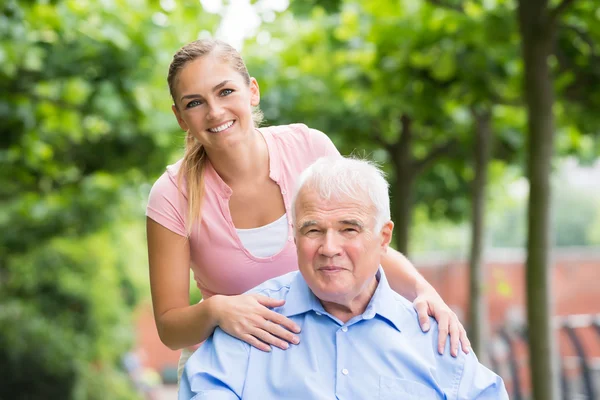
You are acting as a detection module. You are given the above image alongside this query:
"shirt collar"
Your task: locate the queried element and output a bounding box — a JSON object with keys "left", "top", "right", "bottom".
{"left": 280, "top": 271, "right": 326, "bottom": 318}
{"left": 281, "top": 267, "right": 408, "bottom": 332}
{"left": 363, "top": 267, "right": 406, "bottom": 332}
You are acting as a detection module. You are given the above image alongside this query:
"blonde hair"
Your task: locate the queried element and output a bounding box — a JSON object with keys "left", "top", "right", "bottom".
{"left": 167, "top": 39, "right": 263, "bottom": 235}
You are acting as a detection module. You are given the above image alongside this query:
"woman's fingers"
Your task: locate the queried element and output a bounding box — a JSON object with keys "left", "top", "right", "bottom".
{"left": 413, "top": 299, "right": 431, "bottom": 332}
{"left": 459, "top": 325, "right": 471, "bottom": 353}
{"left": 260, "top": 317, "right": 300, "bottom": 345}
{"left": 240, "top": 334, "right": 272, "bottom": 353}
{"left": 251, "top": 324, "right": 293, "bottom": 351}
{"left": 448, "top": 315, "right": 460, "bottom": 357}
{"left": 262, "top": 308, "right": 302, "bottom": 334}
{"left": 217, "top": 294, "right": 302, "bottom": 351}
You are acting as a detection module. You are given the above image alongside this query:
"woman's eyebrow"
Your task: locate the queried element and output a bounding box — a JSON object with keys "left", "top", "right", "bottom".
{"left": 179, "top": 80, "right": 232, "bottom": 102}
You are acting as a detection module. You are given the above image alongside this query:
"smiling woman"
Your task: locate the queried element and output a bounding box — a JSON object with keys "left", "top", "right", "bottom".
{"left": 145, "top": 38, "right": 471, "bottom": 385}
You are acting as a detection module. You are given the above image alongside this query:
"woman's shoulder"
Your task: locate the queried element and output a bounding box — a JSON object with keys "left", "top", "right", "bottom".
{"left": 262, "top": 123, "right": 311, "bottom": 140}
{"left": 149, "top": 158, "right": 186, "bottom": 198}
{"left": 263, "top": 124, "right": 339, "bottom": 158}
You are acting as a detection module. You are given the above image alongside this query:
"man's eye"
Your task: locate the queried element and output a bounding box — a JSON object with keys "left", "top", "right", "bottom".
{"left": 186, "top": 99, "right": 202, "bottom": 108}
{"left": 343, "top": 228, "right": 358, "bottom": 233}
{"left": 220, "top": 89, "right": 234, "bottom": 96}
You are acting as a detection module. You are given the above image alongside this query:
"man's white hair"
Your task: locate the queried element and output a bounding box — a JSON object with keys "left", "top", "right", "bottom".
{"left": 292, "top": 156, "right": 391, "bottom": 232}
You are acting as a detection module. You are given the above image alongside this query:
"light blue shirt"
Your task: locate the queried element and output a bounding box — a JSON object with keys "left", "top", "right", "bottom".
{"left": 180, "top": 269, "right": 508, "bottom": 400}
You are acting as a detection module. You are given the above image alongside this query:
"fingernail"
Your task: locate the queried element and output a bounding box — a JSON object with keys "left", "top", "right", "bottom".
{"left": 292, "top": 336, "right": 300, "bottom": 344}
{"left": 422, "top": 322, "right": 429, "bottom": 331}
{"left": 282, "top": 342, "right": 289, "bottom": 349}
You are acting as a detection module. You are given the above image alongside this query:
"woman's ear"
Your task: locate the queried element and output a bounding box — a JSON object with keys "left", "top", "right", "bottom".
{"left": 172, "top": 104, "right": 189, "bottom": 131}
{"left": 249, "top": 77, "right": 260, "bottom": 107}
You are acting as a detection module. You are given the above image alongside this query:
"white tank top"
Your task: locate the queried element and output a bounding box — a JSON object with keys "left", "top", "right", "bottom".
{"left": 236, "top": 214, "right": 289, "bottom": 258}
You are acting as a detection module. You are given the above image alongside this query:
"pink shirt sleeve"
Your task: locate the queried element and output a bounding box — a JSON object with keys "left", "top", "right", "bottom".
{"left": 146, "top": 170, "right": 187, "bottom": 237}
{"left": 307, "top": 127, "right": 341, "bottom": 158}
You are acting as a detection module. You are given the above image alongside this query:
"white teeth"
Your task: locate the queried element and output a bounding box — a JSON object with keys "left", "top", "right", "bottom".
{"left": 208, "top": 121, "right": 233, "bottom": 133}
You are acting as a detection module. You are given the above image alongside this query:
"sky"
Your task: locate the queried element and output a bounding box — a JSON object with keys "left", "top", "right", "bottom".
{"left": 199, "top": 0, "right": 289, "bottom": 49}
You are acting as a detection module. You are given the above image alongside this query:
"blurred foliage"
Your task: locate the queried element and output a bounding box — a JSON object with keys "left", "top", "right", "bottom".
{"left": 0, "top": 0, "right": 218, "bottom": 397}
{"left": 250, "top": 0, "right": 599, "bottom": 252}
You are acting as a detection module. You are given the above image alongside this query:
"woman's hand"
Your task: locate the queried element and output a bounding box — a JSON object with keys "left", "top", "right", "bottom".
{"left": 413, "top": 290, "right": 471, "bottom": 357}
{"left": 210, "top": 293, "right": 301, "bottom": 352}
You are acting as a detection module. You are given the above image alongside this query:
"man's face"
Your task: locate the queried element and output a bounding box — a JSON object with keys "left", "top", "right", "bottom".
{"left": 294, "top": 187, "right": 393, "bottom": 305}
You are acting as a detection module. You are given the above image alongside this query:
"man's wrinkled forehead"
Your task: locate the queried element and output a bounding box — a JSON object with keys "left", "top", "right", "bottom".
{"left": 294, "top": 186, "right": 375, "bottom": 226}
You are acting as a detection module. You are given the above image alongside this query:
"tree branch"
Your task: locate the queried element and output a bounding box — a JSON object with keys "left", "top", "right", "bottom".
{"left": 549, "top": 0, "right": 577, "bottom": 23}
{"left": 424, "top": 0, "right": 464, "bottom": 13}
{"left": 413, "top": 138, "right": 458, "bottom": 174}
{"left": 372, "top": 123, "right": 396, "bottom": 154}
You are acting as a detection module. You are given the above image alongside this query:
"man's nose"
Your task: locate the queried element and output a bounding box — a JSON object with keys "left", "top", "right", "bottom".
{"left": 319, "top": 231, "right": 342, "bottom": 258}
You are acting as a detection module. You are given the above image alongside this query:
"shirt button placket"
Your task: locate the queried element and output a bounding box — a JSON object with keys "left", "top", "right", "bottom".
{"left": 335, "top": 326, "right": 350, "bottom": 398}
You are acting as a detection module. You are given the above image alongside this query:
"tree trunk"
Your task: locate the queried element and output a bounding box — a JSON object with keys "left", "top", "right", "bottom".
{"left": 468, "top": 109, "right": 492, "bottom": 365}
{"left": 517, "top": 1, "right": 560, "bottom": 398}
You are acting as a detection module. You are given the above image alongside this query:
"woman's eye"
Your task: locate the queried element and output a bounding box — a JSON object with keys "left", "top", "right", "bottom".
{"left": 220, "top": 88, "right": 234, "bottom": 96}
{"left": 186, "top": 99, "right": 202, "bottom": 108}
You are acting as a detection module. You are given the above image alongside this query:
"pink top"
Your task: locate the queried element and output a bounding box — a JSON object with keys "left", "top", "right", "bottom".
{"left": 146, "top": 124, "right": 340, "bottom": 299}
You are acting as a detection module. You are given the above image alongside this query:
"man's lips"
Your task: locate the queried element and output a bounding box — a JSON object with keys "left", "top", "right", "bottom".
{"left": 318, "top": 266, "right": 346, "bottom": 272}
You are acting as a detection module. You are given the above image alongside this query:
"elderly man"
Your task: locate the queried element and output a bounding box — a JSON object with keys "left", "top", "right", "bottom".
{"left": 179, "top": 157, "right": 508, "bottom": 399}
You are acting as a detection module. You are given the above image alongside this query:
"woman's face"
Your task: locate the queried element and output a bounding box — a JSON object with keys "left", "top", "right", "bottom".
{"left": 171, "top": 54, "right": 260, "bottom": 151}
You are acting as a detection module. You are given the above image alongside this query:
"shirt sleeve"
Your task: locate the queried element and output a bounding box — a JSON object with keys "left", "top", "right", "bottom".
{"left": 179, "top": 328, "right": 250, "bottom": 400}
{"left": 146, "top": 171, "right": 187, "bottom": 237}
{"left": 456, "top": 352, "right": 509, "bottom": 400}
{"left": 308, "top": 127, "right": 342, "bottom": 158}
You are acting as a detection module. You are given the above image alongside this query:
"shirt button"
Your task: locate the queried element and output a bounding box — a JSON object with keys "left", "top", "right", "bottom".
{"left": 281, "top": 189, "right": 287, "bottom": 194}
{"left": 342, "top": 368, "right": 349, "bottom": 375}
{"left": 315, "top": 311, "right": 322, "bottom": 316}
{"left": 341, "top": 326, "right": 348, "bottom": 332}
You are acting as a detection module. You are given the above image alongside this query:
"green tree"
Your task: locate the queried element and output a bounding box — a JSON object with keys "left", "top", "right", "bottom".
{"left": 516, "top": 0, "right": 583, "bottom": 398}
{"left": 0, "top": 0, "right": 218, "bottom": 397}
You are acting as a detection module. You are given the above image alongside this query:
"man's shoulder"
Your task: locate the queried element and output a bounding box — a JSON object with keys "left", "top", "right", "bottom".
{"left": 245, "top": 270, "right": 298, "bottom": 301}
{"left": 384, "top": 290, "right": 454, "bottom": 356}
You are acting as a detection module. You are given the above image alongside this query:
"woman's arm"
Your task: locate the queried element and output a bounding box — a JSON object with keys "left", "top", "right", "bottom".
{"left": 147, "top": 218, "right": 300, "bottom": 351}
{"left": 147, "top": 217, "right": 218, "bottom": 349}
{"left": 381, "top": 247, "right": 471, "bottom": 357}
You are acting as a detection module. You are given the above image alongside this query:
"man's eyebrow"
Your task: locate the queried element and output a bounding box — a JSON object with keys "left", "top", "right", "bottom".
{"left": 179, "top": 80, "right": 232, "bottom": 102}
{"left": 299, "top": 220, "right": 318, "bottom": 230}
{"left": 340, "top": 219, "right": 364, "bottom": 228}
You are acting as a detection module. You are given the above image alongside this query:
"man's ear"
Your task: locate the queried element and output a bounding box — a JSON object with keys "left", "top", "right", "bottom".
{"left": 249, "top": 77, "right": 260, "bottom": 107}
{"left": 379, "top": 221, "right": 394, "bottom": 253}
{"left": 172, "top": 104, "right": 189, "bottom": 131}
